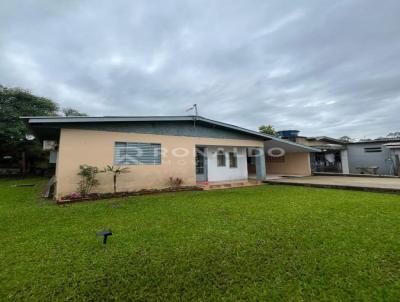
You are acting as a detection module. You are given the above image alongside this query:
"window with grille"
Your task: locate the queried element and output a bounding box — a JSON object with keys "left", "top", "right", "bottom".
{"left": 217, "top": 150, "right": 226, "bottom": 167}
{"left": 114, "top": 142, "right": 161, "bottom": 165}
{"left": 229, "top": 152, "right": 238, "bottom": 168}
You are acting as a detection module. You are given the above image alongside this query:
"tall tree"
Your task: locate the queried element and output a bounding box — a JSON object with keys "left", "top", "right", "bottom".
{"left": 259, "top": 124, "right": 277, "bottom": 136}
{"left": 0, "top": 85, "right": 59, "bottom": 173}
{"left": 338, "top": 136, "right": 353, "bottom": 142}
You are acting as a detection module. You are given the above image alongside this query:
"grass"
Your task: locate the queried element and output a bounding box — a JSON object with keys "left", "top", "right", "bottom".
{"left": 1, "top": 177, "right": 400, "bottom": 301}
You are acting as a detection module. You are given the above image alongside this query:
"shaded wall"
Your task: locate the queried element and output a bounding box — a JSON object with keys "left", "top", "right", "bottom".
{"left": 266, "top": 152, "right": 311, "bottom": 176}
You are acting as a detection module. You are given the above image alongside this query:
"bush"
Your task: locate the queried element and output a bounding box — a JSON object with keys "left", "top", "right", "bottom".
{"left": 77, "top": 165, "right": 100, "bottom": 196}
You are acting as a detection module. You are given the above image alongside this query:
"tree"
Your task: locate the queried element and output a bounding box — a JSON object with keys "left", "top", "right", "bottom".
{"left": 62, "top": 107, "right": 87, "bottom": 116}
{"left": 102, "top": 165, "right": 130, "bottom": 193}
{"left": 259, "top": 124, "right": 277, "bottom": 136}
{"left": 338, "top": 136, "right": 353, "bottom": 142}
{"left": 387, "top": 132, "right": 400, "bottom": 138}
{"left": 0, "top": 85, "right": 59, "bottom": 173}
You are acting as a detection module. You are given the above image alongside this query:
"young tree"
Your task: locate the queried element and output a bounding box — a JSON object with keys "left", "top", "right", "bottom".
{"left": 259, "top": 124, "right": 277, "bottom": 136}
{"left": 0, "top": 85, "right": 59, "bottom": 173}
{"left": 103, "top": 165, "right": 130, "bottom": 193}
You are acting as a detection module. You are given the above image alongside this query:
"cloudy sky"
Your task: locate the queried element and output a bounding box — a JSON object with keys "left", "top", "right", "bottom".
{"left": 1, "top": 0, "right": 399, "bottom": 139}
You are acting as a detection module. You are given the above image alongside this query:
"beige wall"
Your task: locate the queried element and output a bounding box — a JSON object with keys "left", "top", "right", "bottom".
{"left": 55, "top": 128, "right": 263, "bottom": 199}
{"left": 293, "top": 137, "right": 313, "bottom": 146}
{"left": 266, "top": 152, "right": 311, "bottom": 176}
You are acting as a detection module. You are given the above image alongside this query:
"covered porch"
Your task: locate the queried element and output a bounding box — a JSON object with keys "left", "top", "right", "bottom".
{"left": 195, "top": 145, "right": 265, "bottom": 187}
{"left": 264, "top": 139, "right": 320, "bottom": 177}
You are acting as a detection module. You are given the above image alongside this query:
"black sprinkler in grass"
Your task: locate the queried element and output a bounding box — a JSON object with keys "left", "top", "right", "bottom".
{"left": 96, "top": 229, "right": 113, "bottom": 244}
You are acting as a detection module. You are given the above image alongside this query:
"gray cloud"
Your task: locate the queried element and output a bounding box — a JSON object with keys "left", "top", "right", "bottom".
{"left": 1, "top": 0, "right": 400, "bottom": 139}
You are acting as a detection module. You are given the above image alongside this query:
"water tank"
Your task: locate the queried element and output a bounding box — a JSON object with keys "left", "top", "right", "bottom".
{"left": 277, "top": 130, "right": 300, "bottom": 139}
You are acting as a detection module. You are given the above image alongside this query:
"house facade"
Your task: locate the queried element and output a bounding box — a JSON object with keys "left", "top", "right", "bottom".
{"left": 24, "top": 116, "right": 318, "bottom": 199}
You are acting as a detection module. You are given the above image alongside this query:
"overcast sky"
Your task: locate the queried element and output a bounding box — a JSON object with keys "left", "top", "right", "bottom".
{"left": 1, "top": 0, "right": 399, "bottom": 139}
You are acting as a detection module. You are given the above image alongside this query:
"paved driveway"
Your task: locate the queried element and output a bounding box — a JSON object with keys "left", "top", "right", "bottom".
{"left": 265, "top": 175, "right": 400, "bottom": 193}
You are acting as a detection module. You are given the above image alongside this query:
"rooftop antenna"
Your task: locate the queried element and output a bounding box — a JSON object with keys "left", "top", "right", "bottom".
{"left": 186, "top": 104, "right": 198, "bottom": 127}
{"left": 186, "top": 104, "right": 198, "bottom": 117}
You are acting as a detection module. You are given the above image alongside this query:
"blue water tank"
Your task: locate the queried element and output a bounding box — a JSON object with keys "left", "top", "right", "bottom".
{"left": 277, "top": 130, "right": 300, "bottom": 138}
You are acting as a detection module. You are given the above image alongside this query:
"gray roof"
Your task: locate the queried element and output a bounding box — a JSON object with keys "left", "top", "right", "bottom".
{"left": 21, "top": 115, "right": 320, "bottom": 152}
{"left": 306, "top": 136, "right": 346, "bottom": 144}
{"left": 349, "top": 138, "right": 400, "bottom": 144}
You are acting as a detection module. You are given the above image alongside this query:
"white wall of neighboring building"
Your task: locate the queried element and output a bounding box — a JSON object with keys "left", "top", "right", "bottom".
{"left": 206, "top": 146, "right": 248, "bottom": 181}
{"left": 340, "top": 149, "right": 350, "bottom": 174}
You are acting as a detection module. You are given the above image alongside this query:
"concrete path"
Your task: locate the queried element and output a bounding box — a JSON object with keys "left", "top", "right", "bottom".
{"left": 265, "top": 175, "right": 400, "bottom": 194}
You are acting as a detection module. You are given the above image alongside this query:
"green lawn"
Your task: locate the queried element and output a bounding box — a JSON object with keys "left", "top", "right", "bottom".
{"left": 1, "top": 178, "right": 400, "bottom": 301}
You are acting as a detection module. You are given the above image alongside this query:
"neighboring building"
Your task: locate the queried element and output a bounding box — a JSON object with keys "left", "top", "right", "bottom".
{"left": 23, "top": 116, "right": 318, "bottom": 199}
{"left": 278, "top": 130, "right": 400, "bottom": 176}
{"left": 277, "top": 131, "right": 349, "bottom": 174}
{"left": 347, "top": 139, "right": 400, "bottom": 176}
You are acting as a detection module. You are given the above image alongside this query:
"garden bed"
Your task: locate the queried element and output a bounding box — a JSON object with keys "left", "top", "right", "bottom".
{"left": 57, "top": 186, "right": 203, "bottom": 204}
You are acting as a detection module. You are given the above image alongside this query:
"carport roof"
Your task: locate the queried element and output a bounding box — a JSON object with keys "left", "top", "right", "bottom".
{"left": 264, "top": 139, "right": 320, "bottom": 153}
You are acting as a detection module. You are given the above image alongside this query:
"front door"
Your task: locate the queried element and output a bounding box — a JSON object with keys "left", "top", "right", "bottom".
{"left": 196, "top": 147, "right": 207, "bottom": 181}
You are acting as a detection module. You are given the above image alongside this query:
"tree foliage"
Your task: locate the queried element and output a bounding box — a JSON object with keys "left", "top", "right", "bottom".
{"left": 0, "top": 85, "right": 59, "bottom": 153}
{"left": 387, "top": 132, "right": 400, "bottom": 138}
{"left": 62, "top": 107, "right": 87, "bottom": 116}
{"left": 338, "top": 136, "right": 353, "bottom": 142}
{"left": 258, "top": 124, "right": 277, "bottom": 136}
{"left": 0, "top": 85, "right": 87, "bottom": 173}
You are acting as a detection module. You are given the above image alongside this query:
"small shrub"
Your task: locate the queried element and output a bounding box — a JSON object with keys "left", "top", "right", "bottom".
{"left": 169, "top": 177, "right": 183, "bottom": 188}
{"left": 77, "top": 165, "right": 100, "bottom": 196}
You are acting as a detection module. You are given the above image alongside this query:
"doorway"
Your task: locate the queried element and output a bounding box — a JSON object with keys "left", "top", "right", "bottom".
{"left": 196, "top": 147, "right": 207, "bottom": 182}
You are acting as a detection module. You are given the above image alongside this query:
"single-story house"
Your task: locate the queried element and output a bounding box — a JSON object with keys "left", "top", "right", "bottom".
{"left": 23, "top": 116, "right": 318, "bottom": 199}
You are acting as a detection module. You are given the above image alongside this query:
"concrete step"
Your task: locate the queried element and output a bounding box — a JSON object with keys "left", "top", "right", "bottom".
{"left": 199, "top": 180, "right": 262, "bottom": 190}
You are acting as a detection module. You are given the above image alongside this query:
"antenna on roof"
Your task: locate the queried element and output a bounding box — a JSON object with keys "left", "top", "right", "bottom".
{"left": 186, "top": 104, "right": 198, "bottom": 128}
{"left": 186, "top": 104, "right": 198, "bottom": 117}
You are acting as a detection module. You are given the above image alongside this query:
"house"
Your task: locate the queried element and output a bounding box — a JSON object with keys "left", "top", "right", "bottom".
{"left": 347, "top": 138, "right": 400, "bottom": 176}
{"left": 277, "top": 130, "right": 349, "bottom": 174}
{"left": 23, "top": 116, "right": 318, "bottom": 199}
{"left": 278, "top": 130, "right": 400, "bottom": 176}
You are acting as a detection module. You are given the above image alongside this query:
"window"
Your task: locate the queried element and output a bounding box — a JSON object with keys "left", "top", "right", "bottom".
{"left": 364, "top": 147, "right": 382, "bottom": 153}
{"left": 217, "top": 150, "right": 226, "bottom": 167}
{"left": 229, "top": 152, "right": 238, "bottom": 168}
{"left": 115, "top": 142, "right": 161, "bottom": 165}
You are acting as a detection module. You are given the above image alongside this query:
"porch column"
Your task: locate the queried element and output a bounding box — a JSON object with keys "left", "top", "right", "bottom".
{"left": 255, "top": 147, "right": 266, "bottom": 180}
